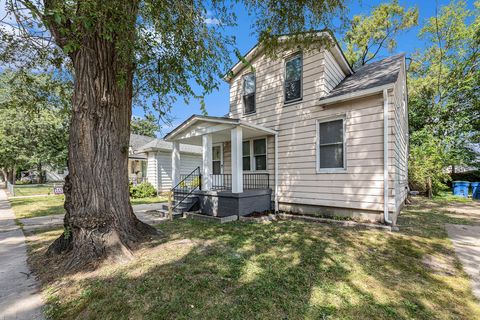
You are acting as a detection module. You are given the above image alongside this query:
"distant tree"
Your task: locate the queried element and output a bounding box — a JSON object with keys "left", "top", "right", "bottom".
{"left": 343, "top": 0, "right": 418, "bottom": 69}
{"left": 131, "top": 113, "right": 160, "bottom": 138}
{"left": 409, "top": 0, "right": 480, "bottom": 175}
{"left": 0, "top": 70, "right": 70, "bottom": 184}
{"left": 1, "top": 0, "right": 347, "bottom": 269}
{"left": 408, "top": 129, "right": 451, "bottom": 197}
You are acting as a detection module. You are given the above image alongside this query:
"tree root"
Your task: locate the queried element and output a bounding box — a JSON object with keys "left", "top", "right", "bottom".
{"left": 46, "top": 220, "right": 160, "bottom": 272}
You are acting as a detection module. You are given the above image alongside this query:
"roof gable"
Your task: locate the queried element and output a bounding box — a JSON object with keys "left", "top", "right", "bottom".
{"left": 223, "top": 30, "right": 353, "bottom": 82}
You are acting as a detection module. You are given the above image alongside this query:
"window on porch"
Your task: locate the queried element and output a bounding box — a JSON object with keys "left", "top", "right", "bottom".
{"left": 242, "top": 138, "right": 266, "bottom": 171}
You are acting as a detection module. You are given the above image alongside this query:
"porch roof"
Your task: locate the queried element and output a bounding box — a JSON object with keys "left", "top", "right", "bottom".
{"left": 164, "top": 115, "right": 277, "bottom": 145}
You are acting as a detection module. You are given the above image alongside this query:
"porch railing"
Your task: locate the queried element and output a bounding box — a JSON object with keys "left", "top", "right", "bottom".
{"left": 211, "top": 173, "right": 269, "bottom": 191}
{"left": 172, "top": 167, "right": 202, "bottom": 210}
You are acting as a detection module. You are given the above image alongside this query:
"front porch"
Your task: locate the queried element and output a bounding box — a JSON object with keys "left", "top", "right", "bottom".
{"left": 164, "top": 115, "right": 278, "bottom": 217}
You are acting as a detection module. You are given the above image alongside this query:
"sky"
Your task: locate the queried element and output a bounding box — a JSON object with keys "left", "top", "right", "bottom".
{"left": 134, "top": 0, "right": 475, "bottom": 136}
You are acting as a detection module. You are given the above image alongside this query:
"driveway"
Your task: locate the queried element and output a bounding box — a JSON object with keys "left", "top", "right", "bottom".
{"left": 446, "top": 223, "right": 480, "bottom": 300}
{"left": 19, "top": 202, "right": 167, "bottom": 231}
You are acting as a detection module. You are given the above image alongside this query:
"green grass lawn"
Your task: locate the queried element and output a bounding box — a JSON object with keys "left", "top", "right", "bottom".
{"left": 10, "top": 196, "right": 65, "bottom": 219}
{"left": 10, "top": 195, "right": 167, "bottom": 219}
{"left": 433, "top": 190, "right": 473, "bottom": 203}
{"left": 12, "top": 183, "right": 58, "bottom": 196}
{"left": 25, "top": 197, "right": 480, "bottom": 319}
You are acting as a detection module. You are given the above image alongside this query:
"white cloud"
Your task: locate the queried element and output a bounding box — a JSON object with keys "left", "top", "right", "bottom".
{"left": 204, "top": 17, "right": 221, "bottom": 25}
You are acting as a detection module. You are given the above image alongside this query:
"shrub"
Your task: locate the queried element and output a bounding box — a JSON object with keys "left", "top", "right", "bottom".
{"left": 408, "top": 129, "right": 450, "bottom": 197}
{"left": 129, "top": 181, "right": 157, "bottom": 198}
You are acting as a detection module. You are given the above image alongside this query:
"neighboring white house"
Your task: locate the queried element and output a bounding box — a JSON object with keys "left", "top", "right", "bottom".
{"left": 129, "top": 134, "right": 202, "bottom": 192}
{"left": 164, "top": 30, "right": 408, "bottom": 224}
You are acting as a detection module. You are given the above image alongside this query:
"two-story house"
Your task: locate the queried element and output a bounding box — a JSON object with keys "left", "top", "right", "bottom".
{"left": 164, "top": 31, "right": 408, "bottom": 225}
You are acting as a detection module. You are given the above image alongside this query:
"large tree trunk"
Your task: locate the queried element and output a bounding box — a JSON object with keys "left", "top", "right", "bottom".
{"left": 6, "top": 168, "right": 15, "bottom": 184}
{"left": 47, "top": 3, "right": 157, "bottom": 269}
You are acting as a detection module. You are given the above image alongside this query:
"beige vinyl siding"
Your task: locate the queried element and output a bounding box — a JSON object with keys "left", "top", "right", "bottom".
{"left": 322, "top": 49, "right": 346, "bottom": 95}
{"left": 391, "top": 64, "right": 409, "bottom": 216}
{"left": 229, "top": 48, "right": 326, "bottom": 118}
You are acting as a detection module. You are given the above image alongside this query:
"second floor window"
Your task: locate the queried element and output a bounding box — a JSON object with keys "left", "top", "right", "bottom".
{"left": 285, "top": 54, "right": 302, "bottom": 103}
{"left": 243, "top": 73, "right": 256, "bottom": 114}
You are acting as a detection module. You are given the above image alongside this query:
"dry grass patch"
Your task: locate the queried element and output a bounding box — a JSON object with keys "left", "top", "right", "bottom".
{"left": 24, "top": 198, "right": 480, "bottom": 320}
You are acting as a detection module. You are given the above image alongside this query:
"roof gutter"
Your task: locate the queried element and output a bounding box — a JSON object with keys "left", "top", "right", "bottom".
{"left": 318, "top": 84, "right": 394, "bottom": 106}
{"left": 383, "top": 89, "right": 393, "bottom": 225}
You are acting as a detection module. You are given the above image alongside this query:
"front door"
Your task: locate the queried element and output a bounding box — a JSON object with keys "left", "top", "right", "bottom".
{"left": 212, "top": 144, "right": 223, "bottom": 174}
{"left": 212, "top": 144, "right": 223, "bottom": 190}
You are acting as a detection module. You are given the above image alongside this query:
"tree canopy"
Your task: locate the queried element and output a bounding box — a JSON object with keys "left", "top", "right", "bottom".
{"left": 131, "top": 113, "right": 160, "bottom": 138}
{"left": 408, "top": 0, "right": 480, "bottom": 184}
{"left": 0, "top": 70, "right": 71, "bottom": 183}
{"left": 343, "top": 0, "right": 418, "bottom": 69}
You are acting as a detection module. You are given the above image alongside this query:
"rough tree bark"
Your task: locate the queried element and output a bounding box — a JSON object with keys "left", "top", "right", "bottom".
{"left": 46, "top": 1, "right": 157, "bottom": 269}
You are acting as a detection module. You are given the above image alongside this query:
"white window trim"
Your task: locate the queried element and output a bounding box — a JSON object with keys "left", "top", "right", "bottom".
{"left": 284, "top": 53, "right": 303, "bottom": 105}
{"left": 316, "top": 115, "right": 347, "bottom": 173}
{"left": 242, "top": 72, "right": 256, "bottom": 115}
{"left": 242, "top": 137, "right": 268, "bottom": 172}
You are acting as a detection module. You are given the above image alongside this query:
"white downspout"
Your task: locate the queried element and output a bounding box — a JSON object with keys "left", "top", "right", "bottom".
{"left": 274, "top": 133, "right": 279, "bottom": 213}
{"left": 383, "top": 89, "right": 393, "bottom": 225}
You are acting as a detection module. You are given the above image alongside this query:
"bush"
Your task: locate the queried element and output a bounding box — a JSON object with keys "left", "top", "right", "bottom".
{"left": 129, "top": 181, "right": 157, "bottom": 198}
{"left": 408, "top": 129, "right": 451, "bottom": 197}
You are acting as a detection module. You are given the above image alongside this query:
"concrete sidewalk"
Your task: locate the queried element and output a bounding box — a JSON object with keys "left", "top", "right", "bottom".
{"left": 19, "top": 202, "right": 168, "bottom": 231}
{"left": 446, "top": 223, "right": 480, "bottom": 301}
{"left": 0, "top": 189, "right": 44, "bottom": 320}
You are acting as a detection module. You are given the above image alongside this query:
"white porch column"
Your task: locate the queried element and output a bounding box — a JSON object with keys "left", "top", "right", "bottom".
{"left": 202, "top": 134, "right": 212, "bottom": 190}
{"left": 231, "top": 126, "right": 243, "bottom": 193}
{"left": 171, "top": 141, "right": 180, "bottom": 187}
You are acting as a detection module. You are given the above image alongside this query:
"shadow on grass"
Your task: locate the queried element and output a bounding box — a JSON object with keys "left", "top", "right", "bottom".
{"left": 27, "top": 213, "right": 480, "bottom": 320}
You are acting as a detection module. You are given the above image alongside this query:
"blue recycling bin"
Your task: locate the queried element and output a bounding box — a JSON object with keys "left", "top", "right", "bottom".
{"left": 471, "top": 182, "right": 480, "bottom": 200}
{"left": 452, "top": 181, "right": 470, "bottom": 198}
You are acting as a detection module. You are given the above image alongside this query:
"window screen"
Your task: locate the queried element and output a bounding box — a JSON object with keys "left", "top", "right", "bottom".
{"left": 243, "top": 74, "right": 256, "bottom": 114}
{"left": 212, "top": 145, "right": 222, "bottom": 174}
{"left": 242, "top": 141, "right": 251, "bottom": 170}
{"left": 285, "top": 55, "right": 302, "bottom": 102}
{"left": 253, "top": 139, "right": 266, "bottom": 171}
{"left": 319, "top": 119, "right": 344, "bottom": 169}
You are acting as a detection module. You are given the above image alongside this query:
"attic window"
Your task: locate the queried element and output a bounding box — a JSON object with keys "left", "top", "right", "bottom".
{"left": 243, "top": 73, "right": 256, "bottom": 114}
{"left": 285, "top": 54, "right": 302, "bottom": 103}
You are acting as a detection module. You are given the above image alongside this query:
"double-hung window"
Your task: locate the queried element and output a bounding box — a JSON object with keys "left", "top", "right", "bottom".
{"left": 317, "top": 118, "right": 345, "bottom": 171}
{"left": 253, "top": 139, "right": 266, "bottom": 170}
{"left": 284, "top": 54, "right": 302, "bottom": 103}
{"left": 243, "top": 73, "right": 256, "bottom": 114}
{"left": 242, "top": 141, "right": 251, "bottom": 171}
{"left": 242, "top": 138, "right": 267, "bottom": 171}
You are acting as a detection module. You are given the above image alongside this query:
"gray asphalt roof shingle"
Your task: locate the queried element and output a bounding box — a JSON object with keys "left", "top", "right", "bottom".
{"left": 320, "top": 54, "right": 405, "bottom": 101}
{"left": 139, "top": 139, "right": 202, "bottom": 154}
{"left": 130, "top": 134, "right": 156, "bottom": 152}
{"left": 129, "top": 133, "right": 202, "bottom": 158}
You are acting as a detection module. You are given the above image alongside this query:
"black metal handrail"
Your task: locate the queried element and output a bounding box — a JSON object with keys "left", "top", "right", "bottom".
{"left": 171, "top": 167, "right": 201, "bottom": 210}
{"left": 244, "top": 173, "right": 269, "bottom": 189}
{"left": 211, "top": 173, "right": 269, "bottom": 191}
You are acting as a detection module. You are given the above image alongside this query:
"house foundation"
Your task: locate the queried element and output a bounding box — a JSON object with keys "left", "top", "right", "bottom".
{"left": 193, "top": 189, "right": 272, "bottom": 217}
